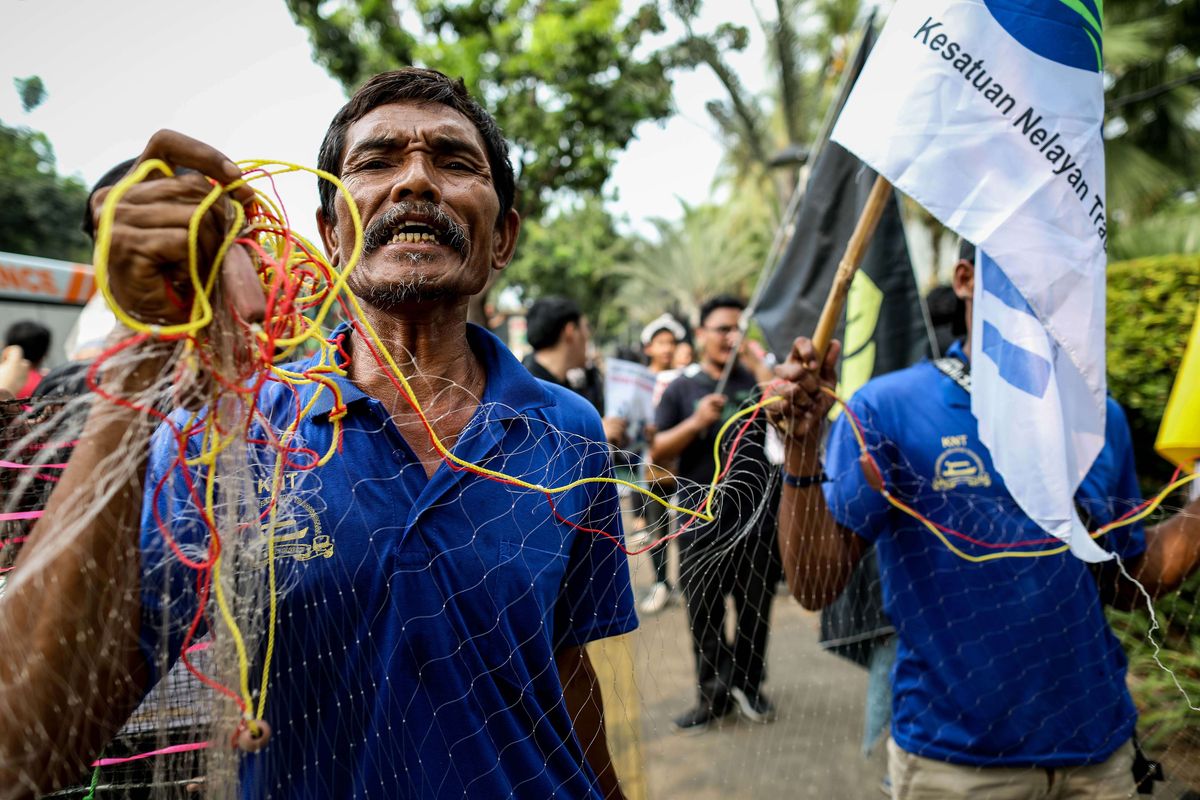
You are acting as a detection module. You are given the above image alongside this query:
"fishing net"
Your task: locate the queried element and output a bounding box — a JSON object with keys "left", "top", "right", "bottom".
{"left": 1, "top": 161, "right": 1197, "bottom": 800}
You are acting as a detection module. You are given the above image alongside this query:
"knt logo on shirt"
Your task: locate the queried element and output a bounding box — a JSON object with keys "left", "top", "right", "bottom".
{"left": 932, "top": 441, "right": 993, "bottom": 492}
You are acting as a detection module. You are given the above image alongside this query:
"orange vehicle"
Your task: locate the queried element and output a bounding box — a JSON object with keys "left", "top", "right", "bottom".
{"left": 0, "top": 250, "right": 94, "bottom": 370}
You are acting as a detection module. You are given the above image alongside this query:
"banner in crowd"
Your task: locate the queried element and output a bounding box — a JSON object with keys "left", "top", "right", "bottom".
{"left": 832, "top": 0, "right": 1109, "bottom": 561}
{"left": 603, "top": 358, "right": 656, "bottom": 449}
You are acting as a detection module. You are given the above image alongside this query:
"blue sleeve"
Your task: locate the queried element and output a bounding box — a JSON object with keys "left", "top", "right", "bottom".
{"left": 821, "top": 395, "right": 894, "bottom": 543}
{"left": 554, "top": 424, "right": 638, "bottom": 650}
{"left": 138, "top": 414, "right": 211, "bottom": 687}
{"left": 1092, "top": 400, "right": 1146, "bottom": 561}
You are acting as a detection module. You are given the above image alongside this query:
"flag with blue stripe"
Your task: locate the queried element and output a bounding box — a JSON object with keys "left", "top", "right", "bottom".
{"left": 973, "top": 253, "right": 1107, "bottom": 560}
{"left": 830, "top": 0, "right": 1111, "bottom": 560}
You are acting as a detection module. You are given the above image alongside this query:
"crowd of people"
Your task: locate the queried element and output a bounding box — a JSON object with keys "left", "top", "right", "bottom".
{"left": 0, "top": 65, "right": 1198, "bottom": 800}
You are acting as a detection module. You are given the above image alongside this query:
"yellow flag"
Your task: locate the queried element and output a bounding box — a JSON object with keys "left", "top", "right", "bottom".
{"left": 1156, "top": 306, "right": 1200, "bottom": 470}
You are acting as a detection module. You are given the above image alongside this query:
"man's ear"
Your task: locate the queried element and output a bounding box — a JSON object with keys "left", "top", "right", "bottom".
{"left": 952, "top": 260, "right": 974, "bottom": 301}
{"left": 491, "top": 208, "right": 521, "bottom": 272}
{"left": 560, "top": 320, "right": 580, "bottom": 346}
{"left": 317, "top": 208, "right": 340, "bottom": 267}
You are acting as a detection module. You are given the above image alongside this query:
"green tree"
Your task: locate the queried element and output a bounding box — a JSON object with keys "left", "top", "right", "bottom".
{"left": 1108, "top": 199, "right": 1200, "bottom": 262}
{"left": 501, "top": 197, "right": 633, "bottom": 340}
{"left": 0, "top": 120, "right": 91, "bottom": 262}
{"left": 1104, "top": 1, "right": 1200, "bottom": 246}
{"left": 613, "top": 192, "right": 774, "bottom": 330}
{"left": 1102, "top": 2, "right": 1200, "bottom": 258}
{"left": 285, "top": 0, "right": 674, "bottom": 222}
{"left": 667, "top": 0, "right": 863, "bottom": 217}
{"left": 667, "top": 11, "right": 778, "bottom": 207}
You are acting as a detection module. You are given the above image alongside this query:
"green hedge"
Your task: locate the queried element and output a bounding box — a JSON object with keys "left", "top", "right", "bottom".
{"left": 1106, "top": 254, "right": 1200, "bottom": 490}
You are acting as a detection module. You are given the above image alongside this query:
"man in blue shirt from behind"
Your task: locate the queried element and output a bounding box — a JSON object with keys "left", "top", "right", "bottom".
{"left": 771, "top": 244, "right": 1200, "bottom": 798}
{"left": 0, "top": 68, "right": 635, "bottom": 799}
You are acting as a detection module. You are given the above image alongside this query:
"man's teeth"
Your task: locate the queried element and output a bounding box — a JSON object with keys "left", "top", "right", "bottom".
{"left": 388, "top": 231, "right": 438, "bottom": 244}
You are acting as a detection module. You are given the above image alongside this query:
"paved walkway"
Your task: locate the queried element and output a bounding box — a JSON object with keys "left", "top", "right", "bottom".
{"left": 590, "top": 537, "right": 888, "bottom": 799}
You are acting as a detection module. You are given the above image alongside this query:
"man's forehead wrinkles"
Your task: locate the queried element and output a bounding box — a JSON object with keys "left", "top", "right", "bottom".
{"left": 347, "top": 113, "right": 484, "bottom": 156}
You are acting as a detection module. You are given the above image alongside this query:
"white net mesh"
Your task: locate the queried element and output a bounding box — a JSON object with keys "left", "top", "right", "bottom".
{"left": 1, "top": 161, "right": 1198, "bottom": 800}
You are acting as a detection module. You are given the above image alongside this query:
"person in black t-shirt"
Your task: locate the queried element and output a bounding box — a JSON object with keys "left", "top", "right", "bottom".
{"left": 652, "top": 295, "right": 782, "bottom": 733}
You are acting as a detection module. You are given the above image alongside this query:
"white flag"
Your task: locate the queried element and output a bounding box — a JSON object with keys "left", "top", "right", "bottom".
{"left": 831, "top": 0, "right": 1110, "bottom": 561}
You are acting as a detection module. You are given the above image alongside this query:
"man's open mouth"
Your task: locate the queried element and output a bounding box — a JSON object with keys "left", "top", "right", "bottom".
{"left": 364, "top": 202, "right": 469, "bottom": 255}
{"left": 387, "top": 221, "right": 446, "bottom": 245}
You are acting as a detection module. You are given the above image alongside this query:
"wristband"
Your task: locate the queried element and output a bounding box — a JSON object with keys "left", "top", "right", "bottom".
{"left": 781, "top": 469, "right": 827, "bottom": 488}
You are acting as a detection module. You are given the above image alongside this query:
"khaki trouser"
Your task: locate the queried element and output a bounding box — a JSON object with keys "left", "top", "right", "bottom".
{"left": 887, "top": 738, "right": 1137, "bottom": 800}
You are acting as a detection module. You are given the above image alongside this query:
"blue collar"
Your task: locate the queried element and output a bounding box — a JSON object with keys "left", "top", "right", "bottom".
{"left": 303, "top": 322, "right": 552, "bottom": 421}
{"left": 945, "top": 338, "right": 969, "bottom": 365}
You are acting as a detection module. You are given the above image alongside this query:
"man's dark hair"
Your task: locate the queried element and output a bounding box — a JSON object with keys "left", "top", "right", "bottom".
{"left": 698, "top": 294, "right": 746, "bottom": 327}
{"left": 80, "top": 158, "right": 139, "bottom": 240}
{"left": 958, "top": 239, "right": 976, "bottom": 266}
{"left": 317, "top": 68, "right": 516, "bottom": 224}
{"left": 925, "top": 284, "right": 967, "bottom": 356}
{"left": 526, "top": 296, "right": 581, "bottom": 351}
{"left": 4, "top": 320, "right": 52, "bottom": 366}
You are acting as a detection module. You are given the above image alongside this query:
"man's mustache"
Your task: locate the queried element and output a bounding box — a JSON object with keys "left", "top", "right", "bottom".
{"left": 362, "top": 202, "right": 469, "bottom": 256}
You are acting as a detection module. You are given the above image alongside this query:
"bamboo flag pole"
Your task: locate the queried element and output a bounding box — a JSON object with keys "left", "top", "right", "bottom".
{"left": 810, "top": 173, "right": 894, "bottom": 358}
{"left": 718, "top": 175, "right": 894, "bottom": 398}
{"left": 772, "top": 173, "right": 893, "bottom": 447}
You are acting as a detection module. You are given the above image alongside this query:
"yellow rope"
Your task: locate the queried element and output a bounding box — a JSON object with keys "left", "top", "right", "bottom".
{"left": 825, "top": 387, "right": 1198, "bottom": 562}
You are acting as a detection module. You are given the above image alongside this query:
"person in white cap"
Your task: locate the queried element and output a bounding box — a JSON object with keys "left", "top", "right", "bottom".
{"left": 637, "top": 313, "right": 687, "bottom": 614}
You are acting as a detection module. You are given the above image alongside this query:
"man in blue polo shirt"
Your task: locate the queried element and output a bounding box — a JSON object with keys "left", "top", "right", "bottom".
{"left": 771, "top": 243, "right": 1200, "bottom": 798}
{"left": 0, "top": 68, "right": 635, "bottom": 799}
